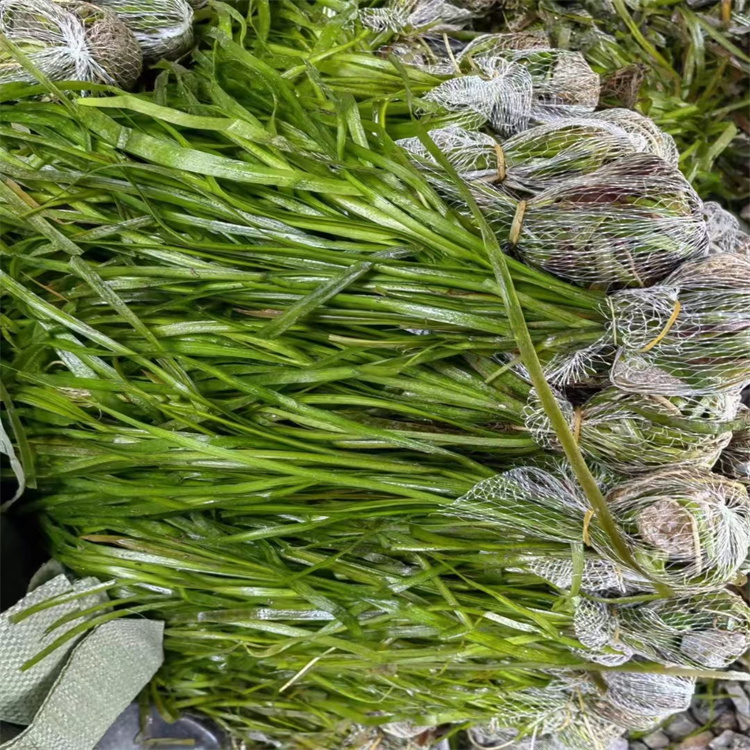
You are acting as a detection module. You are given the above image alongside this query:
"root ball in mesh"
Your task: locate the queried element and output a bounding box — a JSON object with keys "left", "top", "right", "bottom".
{"left": 0, "top": 0, "right": 142, "bottom": 88}
{"left": 606, "top": 468, "right": 750, "bottom": 590}
{"left": 91, "top": 0, "right": 194, "bottom": 62}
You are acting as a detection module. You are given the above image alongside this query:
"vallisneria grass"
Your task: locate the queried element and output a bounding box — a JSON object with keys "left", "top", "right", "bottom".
{"left": 2, "top": 2, "right": 749, "bottom": 748}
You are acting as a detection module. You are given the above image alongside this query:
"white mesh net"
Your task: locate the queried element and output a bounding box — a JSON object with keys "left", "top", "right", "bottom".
{"left": 517, "top": 553, "right": 643, "bottom": 597}
{"left": 605, "top": 468, "right": 750, "bottom": 591}
{"left": 420, "top": 41, "right": 600, "bottom": 136}
{"left": 719, "top": 407, "right": 750, "bottom": 485}
{"left": 543, "top": 340, "right": 617, "bottom": 389}
{"left": 92, "top": 0, "right": 193, "bottom": 62}
{"left": 448, "top": 465, "right": 750, "bottom": 593}
{"left": 458, "top": 38, "right": 600, "bottom": 123}
{"left": 381, "top": 722, "right": 432, "bottom": 739}
{"left": 468, "top": 673, "right": 690, "bottom": 749}
{"left": 379, "top": 36, "right": 459, "bottom": 76}
{"left": 422, "top": 60, "right": 534, "bottom": 135}
{"left": 593, "top": 109, "right": 679, "bottom": 167}
{"left": 472, "top": 152, "right": 709, "bottom": 289}
{"left": 360, "top": 0, "right": 474, "bottom": 34}
{"left": 590, "top": 672, "right": 695, "bottom": 731}
{"left": 398, "top": 116, "right": 677, "bottom": 197}
{"left": 0, "top": 0, "right": 142, "bottom": 89}
{"left": 609, "top": 253, "right": 750, "bottom": 395}
{"left": 524, "top": 387, "right": 739, "bottom": 475}
{"left": 704, "top": 201, "right": 750, "bottom": 257}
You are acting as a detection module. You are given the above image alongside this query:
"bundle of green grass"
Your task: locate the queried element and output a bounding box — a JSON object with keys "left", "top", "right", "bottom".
{"left": 2, "top": 1, "right": 750, "bottom": 748}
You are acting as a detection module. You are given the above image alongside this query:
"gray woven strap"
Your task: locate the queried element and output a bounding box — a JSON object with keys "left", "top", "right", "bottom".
{"left": 0, "top": 574, "right": 164, "bottom": 750}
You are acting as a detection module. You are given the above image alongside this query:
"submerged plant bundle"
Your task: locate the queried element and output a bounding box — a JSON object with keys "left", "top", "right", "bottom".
{"left": 92, "top": 0, "right": 194, "bottom": 62}
{"left": 0, "top": 0, "right": 142, "bottom": 88}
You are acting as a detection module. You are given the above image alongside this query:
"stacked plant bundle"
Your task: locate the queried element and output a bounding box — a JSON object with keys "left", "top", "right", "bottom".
{"left": 2, "top": 1, "right": 750, "bottom": 749}
{"left": 482, "top": 0, "right": 750, "bottom": 208}
{"left": 0, "top": 0, "right": 194, "bottom": 90}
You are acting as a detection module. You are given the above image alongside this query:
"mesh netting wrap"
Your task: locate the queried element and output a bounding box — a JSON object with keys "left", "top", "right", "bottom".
{"left": 378, "top": 37, "right": 459, "bottom": 75}
{"left": 573, "top": 598, "right": 633, "bottom": 666}
{"left": 92, "top": 0, "right": 193, "bottom": 62}
{"left": 704, "top": 201, "right": 750, "bottom": 257}
{"left": 0, "top": 0, "right": 142, "bottom": 89}
{"left": 381, "top": 722, "right": 432, "bottom": 739}
{"left": 590, "top": 672, "right": 695, "bottom": 731}
{"left": 458, "top": 38, "right": 600, "bottom": 122}
{"left": 397, "top": 116, "right": 677, "bottom": 197}
{"left": 466, "top": 681, "right": 584, "bottom": 747}
{"left": 444, "top": 465, "right": 589, "bottom": 544}
{"left": 615, "top": 590, "right": 750, "bottom": 670}
{"left": 593, "top": 109, "right": 679, "bottom": 167}
{"left": 468, "top": 674, "right": 689, "bottom": 749}
{"left": 421, "top": 43, "right": 599, "bottom": 136}
{"left": 469, "top": 720, "right": 625, "bottom": 750}
{"left": 524, "top": 387, "right": 739, "bottom": 475}
{"left": 377, "top": 31, "right": 546, "bottom": 77}
{"left": 605, "top": 468, "right": 750, "bottom": 591}
{"left": 344, "top": 726, "right": 429, "bottom": 750}
{"left": 448, "top": 465, "right": 750, "bottom": 593}
{"left": 543, "top": 339, "right": 616, "bottom": 389}
{"left": 518, "top": 552, "right": 644, "bottom": 597}
{"left": 422, "top": 60, "right": 534, "bottom": 135}
{"left": 473, "top": 152, "right": 709, "bottom": 289}
{"left": 609, "top": 254, "right": 750, "bottom": 395}
{"left": 360, "top": 0, "right": 473, "bottom": 34}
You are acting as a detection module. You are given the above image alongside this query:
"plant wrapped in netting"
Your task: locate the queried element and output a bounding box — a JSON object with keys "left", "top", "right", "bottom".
{"left": 609, "top": 253, "right": 750, "bottom": 395}
{"left": 590, "top": 672, "right": 695, "bottom": 731}
{"left": 360, "top": 0, "right": 473, "bottom": 34}
{"left": 582, "top": 591, "right": 750, "bottom": 670}
{"left": 472, "top": 153, "right": 709, "bottom": 289}
{"left": 421, "top": 42, "right": 599, "bottom": 135}
{"left": 593, "top": 109, "right": 679, "bottom": 167}
{"left": 91, "top": 0, "right": 193, "bottom": 62}
{"left": 397, "top": 116, "right": 674, "bottom": 197}
{"left": 524, "top": 387, "right": 741, "bottom": 475}
{"left": 421, "top": 58, "right": 535, "bottom": 135}
{"left": 378, "top": 30, "right": 548, "bottom": 78}
{"left": 704, "top": 201, "right": 750, "bottom": 257}
{"left": 446, "top": 466, "right": 750, "bottom": 592}
{"left": 468, "top": 673, "right": 693, "bottom": 749}
{"left": 515, "top": 552, "right": 643, "bottom": 598}
{"left": 605, "top": 468, "right": 750, "bottom": 591}
{"left": 458, "top": 36, "right": 600, "bottom": 124}
{"left": 0, "top": 0, "right": 142, "bottom": 89}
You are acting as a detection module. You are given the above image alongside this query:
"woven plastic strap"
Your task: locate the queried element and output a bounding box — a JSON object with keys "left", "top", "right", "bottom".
{"left": 0, "top": 575, "right": 164, "bottom": 750}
